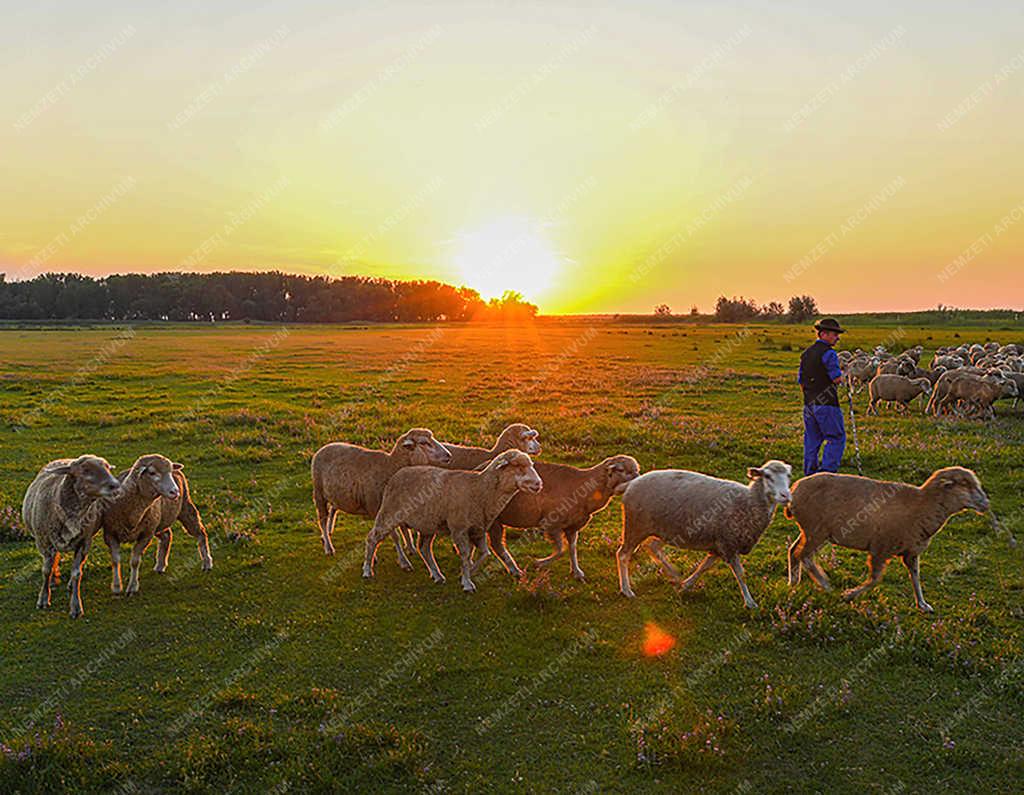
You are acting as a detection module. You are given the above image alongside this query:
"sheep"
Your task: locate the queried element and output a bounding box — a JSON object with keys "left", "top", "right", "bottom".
{"left": 616, "top": 460, "right": 793, "bottom": 608}
{"left": 937, "top": 374, "right": 1017, "bottom": 420}
{"left": 876, "top": 355, "right": 916, "bottom": 377}
{"left": 21, "top": 455, "right": 121, "bottom": 618}
{"left": 311, "top": 428, "right": 452, "bottom": 567}
{"left": 362, "top": 450, "right": 543, "bottom": 591}
{"left": 844, "top": 356, "right": 880, "bottom": 393}
{"left": 472, "top": 454, "right": 641, "bottom": 580}
{"left": 867, "top": 375, "right": 932, "bottom": 415}
{"left": 439, "top": 423, "right": 541, "bottom": 469}
{"left": 785, "top": 467, "right": 989, "bottom": 612}
{"left": 101, "top": 455, "right": 212, "bottom": 595}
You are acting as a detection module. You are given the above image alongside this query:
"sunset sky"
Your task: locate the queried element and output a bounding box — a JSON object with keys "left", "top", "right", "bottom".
{"left": 2, "top": 2, "right": 1022, "bottom": 313}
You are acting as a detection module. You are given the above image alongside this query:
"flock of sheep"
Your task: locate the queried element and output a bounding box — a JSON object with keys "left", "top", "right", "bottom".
{"left": 843, "top": 340, "right": 1023, "bottom": 419}
{"left": 22, "top": 411, "right": 994, "bottom": 619}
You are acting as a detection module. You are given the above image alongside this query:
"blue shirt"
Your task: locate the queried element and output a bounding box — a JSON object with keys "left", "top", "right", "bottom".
{"left": 798, "top": 343, "right": 842, "bottom": 384}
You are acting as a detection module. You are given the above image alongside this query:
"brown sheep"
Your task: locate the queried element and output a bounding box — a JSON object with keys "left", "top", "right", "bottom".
{"left": 937, "top": 374, "right": 1017, "bottom": 420}
{"left": 311, "top": 428, "right": 452, "bottom": 566}
{"left": 21, "top": 456, "right": 121, "bottom": 618}
{"left": 101, "top": 455, "right": 212, "bottom": 595}
{"left": 867, "top": 375, "right": 932, "bottom": 415}
{"left": 471, "top": 454, "right": 641, "bottom": 580}
{"left": 785, "top": 467, "right": 989, "bottom": 612}
{"left": 362, "top": 450, "right": 543, "bottom": 591}
{"left": 439, "top": 423, "right": 541, "bottom": 469}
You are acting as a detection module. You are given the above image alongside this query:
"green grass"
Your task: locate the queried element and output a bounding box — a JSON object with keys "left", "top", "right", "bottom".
{"left": 1, "top": 322, "right": 1022, "bottom": 793}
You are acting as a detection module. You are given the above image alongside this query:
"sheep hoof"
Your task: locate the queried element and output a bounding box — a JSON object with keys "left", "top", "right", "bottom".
{"left": 431, "top": 574, "right": 446, "bottom": 584}
{"left": 398, "top": 561, "right": 414, "bottom": 573}
{"left": 917, "top": 601, "right": 934, "bottom": 614}
{"left": 36, "top": 599, "right": 50, "bottom": 609}
{"left": 744, "top": 599, "right": 759, "bottom": 610}
{"left": 111, "top": 586, "right": 122, "bottom": 595}
{"left": 69, "top": 604, "right": 82, "bottom": 619}
{"left": 153, "top": 565, "right": 165, "bottom": 574}
{"left": 201, "top": 560, "right": 213, "bottom": 572}
{"left": 462, "top": 580, "right": 477, "bottom": 593}
{"left": 572, "top": 570, "right": 586, "bottom": 582}
{"left": 841, "top": 589, "right": 859, "bottom": 601}
{"left": 620, "top": 588, "right": 636, "bottom": 599}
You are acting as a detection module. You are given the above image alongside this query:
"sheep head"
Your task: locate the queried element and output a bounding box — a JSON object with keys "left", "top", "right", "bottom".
{"left": 489, "top": 450, "right": 543, "bottom": 494}
{"left": 913, "top": 377, "right": 933, "bottom": 395}
{"left": 602, "top": 455, "right": 641, "bottom": 495}
{"left": 126, "top": 454, "right": 183, "bottom": 500}
{"left": 395, "top": 428, "right": 452, "bottom": 466}
{"left": 48, "top": 455, "right": 120, "bottom": 499}
{"left": 496, "top": 423, "right": 541, "bottom": 455}
{"left": 924, "top": 467, "right": 989, "bottom": 514}
{"left": 747, "top": 460, "right": 792, "bottom": 505}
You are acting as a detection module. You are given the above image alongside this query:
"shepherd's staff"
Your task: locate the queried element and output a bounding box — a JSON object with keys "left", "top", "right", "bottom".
{"left": 845, "top": 376, "right": 864, "bottom": 476}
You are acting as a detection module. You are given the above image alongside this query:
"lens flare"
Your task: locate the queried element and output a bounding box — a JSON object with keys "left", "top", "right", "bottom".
{"left": 642, "top": 622, "right": 677, "bottom": 657}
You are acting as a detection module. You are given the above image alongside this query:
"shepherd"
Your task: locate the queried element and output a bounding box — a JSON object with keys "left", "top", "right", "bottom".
{"left": 798, "top": 317, "right": 847, "bottom": 475}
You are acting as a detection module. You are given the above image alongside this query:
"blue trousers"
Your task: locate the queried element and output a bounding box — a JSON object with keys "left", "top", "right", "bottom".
{"left": 803, "top": 405, "right": 845, "bottom": 475}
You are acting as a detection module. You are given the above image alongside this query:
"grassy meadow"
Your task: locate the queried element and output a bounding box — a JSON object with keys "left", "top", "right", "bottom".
{"left": 1, "top": 321, "right": 1022, "bottom": 793}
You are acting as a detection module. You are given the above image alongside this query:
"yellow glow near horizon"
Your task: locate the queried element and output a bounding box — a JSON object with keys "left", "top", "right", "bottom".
{"left": 450, "top": 216, "right": 565, "bottom": 303}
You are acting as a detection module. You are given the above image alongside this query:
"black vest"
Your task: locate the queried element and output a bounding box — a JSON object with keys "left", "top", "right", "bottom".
{"left": 800, "top": 340, "right": 839, "bottom": 407}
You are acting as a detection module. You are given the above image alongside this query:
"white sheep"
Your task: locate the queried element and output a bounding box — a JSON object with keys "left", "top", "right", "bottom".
{"left": 616, "top": 460, "right": 792, "bottom": 608}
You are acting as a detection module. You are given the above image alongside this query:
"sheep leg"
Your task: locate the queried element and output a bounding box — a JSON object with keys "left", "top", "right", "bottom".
{"left": 320, "top": 506, "right": 337, "bottom": 556}
{"left": 481, "top": 523, "right": 522, "bottom": 578}
{"left": 789, "top": 536, "right": 831, "bottom": 590}
{"left": 417, "top": 533, "right": 445, "bottom": 584}
{"left": 126, "top": 537, "right": 150, "bottom": 595}
{"left": 452, "top": 531, "right": 476, "bottom": 592}
{"left": 362, "top": 521, "right": 392, "bottom": 578}
{"left": 725, "top": 554, "right": 758, "bottom": 609}
{"left": 801, "top": 556, "right": 832, "bottom": 591}
{"left": 108, "top": 539, "right": 123, "bottom": 594}
{"left": 397, "top": 524, "right": 417, "bottom": 554}
{"left": 616, "top": 544, "right": 636, "bottom": 598}
{"left": 901, "top": 553, "right": 933, "bottom": 613}
{"left": 179, "top": 501, "right": 213, "bottom": 571}
{"left": 37, "top": 551, "right": 57, "bottom": 609}
{"left": 392, "top": 531, "right": 414, "bottom": 572}
{"left": 153, "top": 530, "right": 172, "bottom": 573}
{"left": 533, "top": 532, "right": 565, "bottom": 569}
{"left": 565, "top": 527, "right": 585, "bottom": 581}
{"left": 68, "top": 541, "right": 90, "bottom": 619}
{"left": 787, "top": 537, "right": 803, "bottom": 586}
{"left": 842, "top": 554, "right": 887, "bottom": 602}
{"left": 645, "top": 538, "right": 682, "bottom": 582}
{"left": 471, "top": 529, "right": 491, "bottom": 575}
{"left": 680, "top": 553, "right": 718, "bottom": 591}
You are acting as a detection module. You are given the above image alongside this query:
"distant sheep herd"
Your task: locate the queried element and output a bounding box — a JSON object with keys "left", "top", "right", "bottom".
{"left": 20, "top": 338, "right": 1017, "bottom": 621}
{"left": 842, "top": 340, "right": 1023, "bottom": 419}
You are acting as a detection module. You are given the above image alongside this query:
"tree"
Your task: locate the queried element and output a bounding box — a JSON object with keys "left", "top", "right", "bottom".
{"left": 654, "top": 304, "right": 672, "bottom": 317}
{"left": 787, "top": 295, "right": 818, "bottom": 323}
{"left": 763, "top": 301, "right": 785, "bottom": 318}
{"left": 714, "top": 295, "right": 761, "bottom": 323}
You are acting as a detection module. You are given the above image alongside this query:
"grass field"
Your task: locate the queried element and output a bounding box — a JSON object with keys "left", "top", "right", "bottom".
{"left": 1, "top": 321, "right": 1022, "bottom": 794}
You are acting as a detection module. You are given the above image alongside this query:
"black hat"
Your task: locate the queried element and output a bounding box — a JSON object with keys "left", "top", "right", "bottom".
{"left": 814, "top": 317, "right": 846, "bottom": 334}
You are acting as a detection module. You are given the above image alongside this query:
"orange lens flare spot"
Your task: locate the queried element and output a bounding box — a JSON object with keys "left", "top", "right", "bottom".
{"left": 642, "top": 622, "right": 676, "bottom": 657}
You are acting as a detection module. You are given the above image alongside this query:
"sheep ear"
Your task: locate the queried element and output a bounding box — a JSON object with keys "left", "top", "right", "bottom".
{"left": 48, "top": 464, "right": 73, "bottom": 476}
{"left": 401, "top": 437, "right": 415, "bottom": 449}
{"left": 747, "top": 467, "right": 764, "bottom": 479}
{"left": 172, "top": 462, "right": 184, "bottom": 471}
{"left": 494, "top": 457, "right": 509, "bottom": 469}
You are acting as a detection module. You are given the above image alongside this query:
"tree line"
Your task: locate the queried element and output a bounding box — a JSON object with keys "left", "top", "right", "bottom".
{"left": 0, "top": 272, "right": 538, "bottom": 322}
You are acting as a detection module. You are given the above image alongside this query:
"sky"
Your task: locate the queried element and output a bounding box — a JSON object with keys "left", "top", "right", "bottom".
{"left": 1, "top": 1, "right": 1022, "bottom": 314}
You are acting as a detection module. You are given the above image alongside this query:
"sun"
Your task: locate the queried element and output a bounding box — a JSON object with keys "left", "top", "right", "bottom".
{"left": 450, "top": 216, "right": 565, "bottom": 303}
